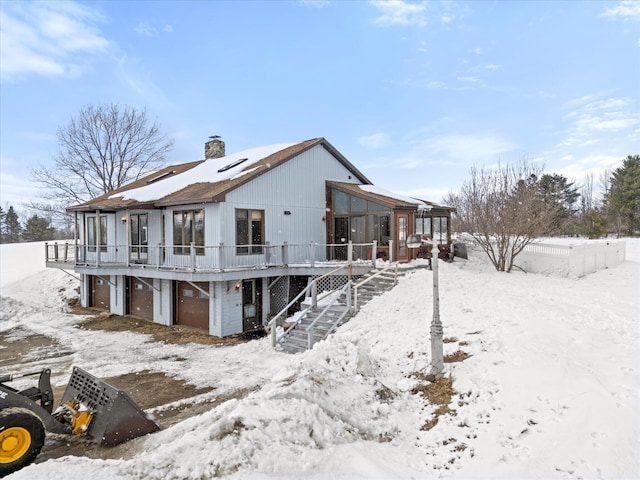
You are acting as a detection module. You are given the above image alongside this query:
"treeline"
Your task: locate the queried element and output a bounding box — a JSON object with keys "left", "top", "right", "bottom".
{"left": 0, "top": 206, "right": 68, "bottom": 244}
{"left": 448, "top": 154, "right": 640, "bottom": 240}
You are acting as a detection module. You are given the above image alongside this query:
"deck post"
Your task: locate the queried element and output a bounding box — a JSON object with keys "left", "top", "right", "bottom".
{"left": 219, "top": 243, "right": 225, "bottom": 271}
{"left": 282, "top": 242, "right": 289, "bottom": 266}
{"left": 190, "top": 242, "right": 196, "bottom": 271}
{"left": 309, "top": 242, "right": 315, "bottom": 268}
{"left": 371, "top": 240, "right": 377, "bottom": 266}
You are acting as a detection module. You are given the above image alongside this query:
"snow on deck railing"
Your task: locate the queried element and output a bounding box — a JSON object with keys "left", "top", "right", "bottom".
{"left": 45, "top": 241, "right": 378, "bottom": 272}
{"left": 468, "top": 239, "right": 626, "bottom": 277}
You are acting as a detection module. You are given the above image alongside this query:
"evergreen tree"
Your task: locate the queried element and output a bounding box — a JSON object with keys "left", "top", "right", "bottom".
{"left": 607, "top": 155, "right": 640, "bottom": 236}
{"left": 538, "top": 173, "right": 580, "bottom": 234}
{"left": 4, "top": 206, "right": 22, "bottom": 243}
{"left": 0, "top": 206, "right": 5, "bottom": 242}
{"left": 23, "top": 215, "right": 56, "bottom": 242}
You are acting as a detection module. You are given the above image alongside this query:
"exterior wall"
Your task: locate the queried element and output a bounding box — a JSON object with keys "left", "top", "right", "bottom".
{"left": 110, "top": 275, "right": 126, "bottom": 316}
{"left": 209, "top": 282, "right": 224, "bottom": 337}
{"left": 222, "top": 145, "right": 360, "bottom": 247}
{"left": 221, "top": 283, "right": 243, "bottom": 337}
{"left": 153, "top": 279, "right": 172, "bottom": 326}
{"left": 80, "top": 274, "right": 90, "bottom": 307}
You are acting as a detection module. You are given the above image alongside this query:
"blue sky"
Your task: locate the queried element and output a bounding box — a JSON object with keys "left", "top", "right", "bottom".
{"left": 1, "top": 0, "right": 638, "bottom": 212}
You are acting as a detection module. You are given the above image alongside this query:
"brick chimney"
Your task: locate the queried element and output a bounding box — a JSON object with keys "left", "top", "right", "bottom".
{"left": 205, "top": 136, "right": 225, "bottom": 159}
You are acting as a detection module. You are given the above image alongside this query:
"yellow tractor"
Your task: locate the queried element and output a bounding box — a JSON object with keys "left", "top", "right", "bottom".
{"left": 1, "top": 367, "right": 159, "bottom": 476}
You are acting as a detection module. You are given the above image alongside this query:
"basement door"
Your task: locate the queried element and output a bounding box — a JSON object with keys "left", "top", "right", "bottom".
{"left": 176, "top": 281, "right": 209, "bottom": 330}
{"left": 91, "top": 275, "right": 110, "bottom": 310}
{"left": 128, "top": 277, "right": 154, "bottom": 321}
{"left": 242, "top": 279, "right": 262, "bottom": 332}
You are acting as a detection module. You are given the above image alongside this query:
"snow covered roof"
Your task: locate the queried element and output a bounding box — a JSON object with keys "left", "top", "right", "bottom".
{"left": 68, "top": 138, "right": 370, "bottom": 211}
{"left": 328, "top": 181, "right": 451, "bottom": 212}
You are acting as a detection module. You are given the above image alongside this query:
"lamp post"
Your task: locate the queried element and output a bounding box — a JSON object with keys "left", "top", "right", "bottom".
{"left": 429, "top": 241, "right": 444, "bottom": 376}
{"left": 407, "top": 234, "right": 444, "bottom": 378}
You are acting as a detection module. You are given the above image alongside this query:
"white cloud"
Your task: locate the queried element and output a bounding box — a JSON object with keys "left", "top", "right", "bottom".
{"left": 602, "top": 0, "right": 640, "bottom": 21}
{"left": 0, "top": 1, "right": 110, "bottom": 79}
{"left": 369, "top": 0, "right": 427, "bottom": 27}
{"left": 457, "top": 76, "right": 480, "bottom": 83}
{"left": 484, "top": 64, "right": 503, "bottom": 70}
{"left": 414, "top": 133, "right": 517, "bottom": 162}
{"left": 358, "top": 133, "right": 390, "bottom": 149}
{"left": 562, "top": 95, "right": 639, "bottom": 140}
{"left": 134, "top": 22, "right": 175, "bottom": 36}
{"left": 298, "top": 0, "right": 333, "bottom": 7}
{"left": 115, "top": 54, "right": 169, "bottom": 108}
{"left": 134, "top": 22, "right": 156, "bottom": 37}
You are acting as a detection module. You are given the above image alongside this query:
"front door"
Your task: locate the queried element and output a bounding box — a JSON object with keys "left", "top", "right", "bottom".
{"left": 242, "top": 279, "right": 262, "bottom": 332}
{"left": 396, "top": 214, "right": 409, "bottom": 262}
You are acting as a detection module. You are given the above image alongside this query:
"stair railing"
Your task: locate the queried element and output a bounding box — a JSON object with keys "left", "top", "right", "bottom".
{"left": 305, "top": 281, "right": 352, "bottom": 350}
{"left": 352, "top": 262, "right": 399, "bottom": 314}
{"left": 268, "top": 264, "right": 349, "bottom": 348}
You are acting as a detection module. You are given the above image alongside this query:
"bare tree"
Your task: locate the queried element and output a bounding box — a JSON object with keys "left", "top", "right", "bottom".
{"left": 31, "top": 103, "right": 173, "bottom": 221}
{"left": 447, "top": 159, "right": 560, "bottom": 272}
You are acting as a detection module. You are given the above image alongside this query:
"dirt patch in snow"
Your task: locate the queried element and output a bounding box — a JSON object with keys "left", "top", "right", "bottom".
{"left": 1, "top": 319, "right": 262, "bottom": 466}
{"left": 77, "top": 313, "right": 260, "bottom": 346}
{"left": 411, "top": 374, "right": 457, "bottom": 431}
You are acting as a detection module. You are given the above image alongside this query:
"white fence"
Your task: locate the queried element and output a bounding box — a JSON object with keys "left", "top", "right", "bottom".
{"left": 469, "top": 240, "right": 626, "bottom": 277}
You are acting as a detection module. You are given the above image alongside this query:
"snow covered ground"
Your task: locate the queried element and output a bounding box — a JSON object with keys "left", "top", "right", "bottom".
{"left": 1, "top": 240, "right": 639, "bottom": 480}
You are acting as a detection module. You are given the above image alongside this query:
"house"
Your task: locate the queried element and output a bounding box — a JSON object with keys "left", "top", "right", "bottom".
{"left": 46, "top": 137, "right": 453, "bottom": 337}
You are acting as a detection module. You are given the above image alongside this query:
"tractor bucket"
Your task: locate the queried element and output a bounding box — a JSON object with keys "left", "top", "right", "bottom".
{"left": 59, "top": 367, "right": 159, "bottom": 446}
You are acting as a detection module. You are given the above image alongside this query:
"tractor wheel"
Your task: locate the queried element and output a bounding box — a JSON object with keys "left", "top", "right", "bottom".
{"left": 0, "top": 408, "right": 46, "bottom": 476}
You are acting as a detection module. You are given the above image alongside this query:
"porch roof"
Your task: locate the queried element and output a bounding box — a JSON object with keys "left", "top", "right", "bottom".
{"left": 327, "top": 181, "right": 453, "bottom": 213}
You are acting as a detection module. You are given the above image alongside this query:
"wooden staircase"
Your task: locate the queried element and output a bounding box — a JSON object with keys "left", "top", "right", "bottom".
{"left": 276, "top": 264, "right": 401, "bottom": 354}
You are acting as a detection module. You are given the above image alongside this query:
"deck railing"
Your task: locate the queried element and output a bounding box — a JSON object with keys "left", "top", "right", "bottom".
{"left": 45, "top": 241, "right": 380, "bottom": 272}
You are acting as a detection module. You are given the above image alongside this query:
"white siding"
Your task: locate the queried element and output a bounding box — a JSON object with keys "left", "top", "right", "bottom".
{"left": 222, "top": 144, "right": 361, "bottom": 246}
{"left": 110, "top": 275, "right": 126, "bottom": 315}
{"left": 221, "top": 284, "right": 243, "bottom": 337}
{"left": 209, "top": 282, "right": 224, "bottom": 337}
{"left": 80, "top": 274, "right": 89, "bottom": 308}
{"left": 153, "top": 279, "right": 172, "bottom": 326}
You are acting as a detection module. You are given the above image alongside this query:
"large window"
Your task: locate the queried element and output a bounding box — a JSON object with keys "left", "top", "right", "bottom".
{"left": 87, "top": 215, "right": 107, "bottom": 252}
{"left": 130, "top": 213, "right": 148, "bottom": 261}
{"left": 433, "top": 216, "right": 448, "bottom": 243}
{"left": 332, "top": 190, "right": 391, "bottom": 246}
{"left": 416, "top": 216, "right": 447, "bottom": 243}
{"left": 236, "top": 209, "right": 264, "bottom": 255}
{"left": 173, "top": 210, "right": 204, "bottom": 255}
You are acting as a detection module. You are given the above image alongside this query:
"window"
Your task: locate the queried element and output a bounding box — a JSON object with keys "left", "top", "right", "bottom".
{"left": 236, "top": 209, "right": 264, "bottom": 255}
{"left": 130, "top": 214, "right": 148, "bottom": 261}
{"left": 173, "top": 210, "right": 204, "bottom": 255}
{"left": 416, "top": 216, "right": 447, "bottom": 243}
{"left": 367, "top": 214, "right": 390, "bottom": 245}
{"left": 87, "top": 215, "right": 107, "bottom": 252}
{"left": 332, "top": 189, "right": 391, "bottom": 246}
{"left": 415, "top": 217, "right": 432, "bottom": 237}
{"left": 433, "top": 216, "right": 448, "bottom": 243}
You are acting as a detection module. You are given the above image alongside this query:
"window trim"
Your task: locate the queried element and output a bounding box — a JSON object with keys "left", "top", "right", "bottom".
{"left": 236, "top": 209, "right": 264, "bottom": 255}
{"left": 173, "top": 209, "right": 205, "bottom": 255}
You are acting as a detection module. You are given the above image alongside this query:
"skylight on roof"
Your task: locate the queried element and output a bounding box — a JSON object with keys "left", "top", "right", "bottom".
{"left": 146, "top": 170, "right": 176, "bottom": 184}
{"left": 217, "top": 157, "right": 248, "bottom": 173}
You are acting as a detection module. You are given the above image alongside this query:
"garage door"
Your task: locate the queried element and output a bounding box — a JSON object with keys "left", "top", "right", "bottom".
{"left": 176, "top": 281, "right": 209, "bottom": 330}
{"left": 129, "top": 277, "right": 154, "bottom": 321}
{"left": 91, "top": 276, "right": 110, "bottom": 310}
